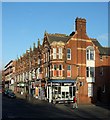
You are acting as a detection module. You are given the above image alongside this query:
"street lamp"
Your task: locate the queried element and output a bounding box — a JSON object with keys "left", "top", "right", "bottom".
{"left": 26, "top": 50, "right": 32, "bottom": 96}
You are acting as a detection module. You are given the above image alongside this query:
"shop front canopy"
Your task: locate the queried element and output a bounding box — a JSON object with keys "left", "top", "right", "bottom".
{"left": 48, "top": 79, "right": 76, "bottom": 83}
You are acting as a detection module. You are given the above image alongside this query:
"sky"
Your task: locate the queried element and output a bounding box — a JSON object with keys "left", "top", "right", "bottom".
{"left": 2, "top": 2, "right": 108, "bottom": 69}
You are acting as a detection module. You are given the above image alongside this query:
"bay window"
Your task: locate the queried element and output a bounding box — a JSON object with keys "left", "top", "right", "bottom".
{"left": 86, "top": 67, "right": 95, "bottom": 77}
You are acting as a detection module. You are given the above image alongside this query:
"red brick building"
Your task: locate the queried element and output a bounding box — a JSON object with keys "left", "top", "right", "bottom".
{"left": 41, "top": 18, "right": 110, "bottom": 104}
{"left": 4, "top": 17, "right": 110, "bottom": 105}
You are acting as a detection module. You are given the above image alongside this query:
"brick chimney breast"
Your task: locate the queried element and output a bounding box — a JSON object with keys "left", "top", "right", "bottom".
{"left": 75, "top": 17, "right": 86, "bottom": 34}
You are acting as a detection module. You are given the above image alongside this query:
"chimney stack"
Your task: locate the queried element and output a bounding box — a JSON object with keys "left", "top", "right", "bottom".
{"left": 75, "top": 17, "right": 86, "bottom": 34}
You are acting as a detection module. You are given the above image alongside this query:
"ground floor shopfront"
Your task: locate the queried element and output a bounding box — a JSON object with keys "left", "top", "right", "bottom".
{"left": 13, "top": 78, "right": 101, "bottom": 105}
{"left": 15, "top": 80, "right": 46, "bottom": 100}
{"left": 46, "top": 79, "right": 76, "bottom": 103}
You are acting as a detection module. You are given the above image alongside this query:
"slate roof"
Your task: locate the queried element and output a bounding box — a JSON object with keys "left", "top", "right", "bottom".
{"left": 91, "top": 39, "right": 110, "bottom": 55}
{"left": 46, "top": 33, "right": 110, "bottom": 56}
{"left": 47, "top": 33, "right": 71, "bottom": 43}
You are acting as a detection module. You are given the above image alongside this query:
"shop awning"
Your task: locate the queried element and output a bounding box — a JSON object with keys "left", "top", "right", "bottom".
{"left": 48, "top": 79, "right": 76, "bottom": 83}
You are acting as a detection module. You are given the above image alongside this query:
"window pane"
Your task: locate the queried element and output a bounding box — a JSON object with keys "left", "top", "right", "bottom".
{"left": 67, "top": 65, "right": 71, "bottom": 70}
{"left": 69, "top": 87, "right": 72, "bottom": 98}
{"left": 86, "top": 67, "right": 89, "bottom": 77}
{"left": 62, "top": 92, "right": 65, "bottom": 98}
{"left": 54, "top": 65, "right": 57, "bottom": 70}
{"left": 90, "top": 67, "right": 94, "bottom": 77}
{"left": 59, "top": 65, "right": 62, "bottom": 70}
{"left": 53, "top": 48, "right": 56, "bottom": 59}
{"left": 59, "top": 48, "right": 62, "bottom": 59}
{"left": 86, "top": 50, "right": 89, "bottom": 60}
{"left": 67, "top": 48, "right": 71, "bottom": 60}
{"left": 58, "top": 87, "right": 61, "bottom": 94}
{"left": 90, "top": 50, "right": 94, "bottom": 60}
{"left": 66, "top": 92, "right": 69, "bottom": 98}
{"left": 67, "top": 49, "right": 70, "bottom": 53}
{"left": 73, "top": 87, "right": 75, "bottom": 96}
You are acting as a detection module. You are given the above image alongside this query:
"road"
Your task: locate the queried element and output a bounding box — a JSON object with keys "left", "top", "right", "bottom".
{"left": 2, "top": 95, "right": 110, "bottom": 119}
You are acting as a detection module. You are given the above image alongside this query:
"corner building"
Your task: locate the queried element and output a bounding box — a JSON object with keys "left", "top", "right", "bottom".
{"left": 41, "top": 18, "right": 110, "bottom": 104}
{"left": 13, "top": 17, "right": 110, "bottom": 105}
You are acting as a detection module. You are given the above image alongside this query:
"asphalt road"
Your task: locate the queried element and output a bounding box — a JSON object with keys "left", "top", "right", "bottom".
{"left": 2, "top": 95, "right": 110, "bottom": 120}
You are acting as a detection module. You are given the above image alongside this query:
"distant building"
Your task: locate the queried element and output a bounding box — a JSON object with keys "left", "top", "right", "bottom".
{"left": 4, "top": 17, "right": 110, "bottom": 104}
{"left": 3, "top": 60, "right": 15, "bottom": 91}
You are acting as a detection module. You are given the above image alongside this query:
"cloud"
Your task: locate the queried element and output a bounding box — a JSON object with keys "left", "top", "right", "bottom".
{"left": 97, "top": 33, "right": 108, "bottom": 47}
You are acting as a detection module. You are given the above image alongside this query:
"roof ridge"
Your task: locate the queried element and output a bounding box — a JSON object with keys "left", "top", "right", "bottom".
{"left": 48, "top": 33, "right": 68, "bottom": 37}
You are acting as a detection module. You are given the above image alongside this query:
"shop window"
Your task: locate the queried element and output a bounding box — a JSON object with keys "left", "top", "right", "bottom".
{"left": 62, "top": 92, "right": 65, "bottom": 98}
{"left": 66, "top": 92, "right": 69, "bottom": 98}
{"left": 73, "top": 87, "right": 75, "bottom": 96}
{"left": 58, "top": 87, "right": 61, "bottom": 94}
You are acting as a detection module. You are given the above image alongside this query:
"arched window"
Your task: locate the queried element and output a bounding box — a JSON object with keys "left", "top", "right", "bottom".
{"left": 86, "top": 46, "right": 94, "bottom": 60}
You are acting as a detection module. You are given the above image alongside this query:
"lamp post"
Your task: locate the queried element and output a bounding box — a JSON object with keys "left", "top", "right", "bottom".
{"left": 26, "top": 50, "right": 31, "bottom": 96}
{"left": 75, "top": 65, "right": 79, "bottom": 104}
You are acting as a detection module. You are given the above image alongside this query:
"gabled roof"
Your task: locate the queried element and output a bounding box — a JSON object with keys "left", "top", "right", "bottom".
{"left": 46, "top": 33, "right": 71, "bottom": 44}
{"left": 91, "top": 38, "right": 102, "bottom": 47}
{"left": 91, "top": 39, "right": 110, "bottom": 55}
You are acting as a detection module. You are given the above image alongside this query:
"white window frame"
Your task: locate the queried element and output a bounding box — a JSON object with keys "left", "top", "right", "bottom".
{"left": 45, "top": 67, "right": 48, "bottom": 77}
{"left": 59, "top": 47, "right": 62, "bottom": 59}
{"left": 86, "top": 67, "right": 95, "bottom": 78}
{"left": 53, "top": 64, "right": 57, "bottom": 77}
{"left": 53, "top": 48, "right": 57, "bottom": 59}
{"left": 86, "top": 47, "right": 94, "bottom": 60}
{"left": 58, "top": 64, "right": 63, "bottom": 77}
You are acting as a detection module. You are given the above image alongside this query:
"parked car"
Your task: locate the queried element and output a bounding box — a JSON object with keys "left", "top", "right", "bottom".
{"left": 4, "top": 89, "right": 13, "bottom": 96}
{"left": 4, "top": 88, "right": 16, "bottom": 98}
{"left": 7, "top": 92, "right": 16, "bottom": 98}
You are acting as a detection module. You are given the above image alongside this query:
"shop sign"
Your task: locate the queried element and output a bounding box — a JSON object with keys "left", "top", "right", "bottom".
{"left": 20, "top": 83, "right": 25, "bottom": 87}
{"left": 64, "top": 83, "right": 72, "bottom": 86}
{"left": 52, "top": 83, "right": 60, "bottom": 86}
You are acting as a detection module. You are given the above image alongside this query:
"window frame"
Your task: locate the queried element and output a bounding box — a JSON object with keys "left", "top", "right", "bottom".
{"left": 59, "top": 47, "right": 63, "bottom": 59}
{"left": 53, "top": 48, "right": 57, "bottom": 59}
{"left": 67, "top": 65, "right": 71, "bottom": 77}
{"left": 86, "top": 67, "right": 95, "bottom": 78}
{"left": 58, "top": 64, "right": 63, "bottom": 77}
{"left": 67, "top": 48, "right": 71, "bottom": 60}
{"left": 86, "top": 47, "right": 94, "bottom": 60}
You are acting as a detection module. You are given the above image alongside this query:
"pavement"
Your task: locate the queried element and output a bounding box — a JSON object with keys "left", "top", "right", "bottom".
{"left": 15, "top": 92, "right": 110, "bottom": 110}
{"left": 15, "top": 92, "right": 48, "bottom": 105}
